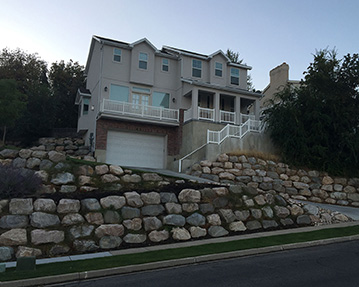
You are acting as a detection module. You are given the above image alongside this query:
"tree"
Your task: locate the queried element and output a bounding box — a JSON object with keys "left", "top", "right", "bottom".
{"left": 226, "top": 49, "right": 243, "bottom": 64}
{"left": 0, "top": 79, "right": 26, "bottom": 145}
{"left": 49, "top": 60, "right": 85, "bottom": 128}
{"left": 0, "top": 48, "right": 53, "bottom": 144}
{"left": 263, "top": 49, "right": 359, "bottom": 176}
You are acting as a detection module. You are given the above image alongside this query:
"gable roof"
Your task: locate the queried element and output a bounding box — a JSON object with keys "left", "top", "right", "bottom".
{"left": 130, "top": 38, "right": 158, "bottom": 51}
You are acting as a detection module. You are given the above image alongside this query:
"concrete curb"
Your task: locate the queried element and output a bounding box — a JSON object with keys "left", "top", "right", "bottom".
{"left": 2, "top": 225, "right": 359, "bottom": 287}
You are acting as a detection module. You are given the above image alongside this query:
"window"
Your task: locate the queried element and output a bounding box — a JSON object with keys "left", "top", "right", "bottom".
{"left": 192, "top": 59, "right": 202, "bottom": 78}
{"left": 162, "top": 59, "right": 169, "bottom": 72}
{"left": 113, "top": 48, "right": 121, "bottom": 62}
{"left": 139, "top": 52, "right": 148, "bottom": 69}
{"left": 132, "top": 86, "right": 150, "bottom": 94}
{"left": 83, "top": 98, "right": 89, "bottom": 115}
{"left": 110, "top": 84, "right": 129, "bottom": 102}
{"left": 215, "top": 62, "right": 223, "bottom": 77}
{"left": 230, "top": 68, "right": 239, "bottom": 85}
{"left": 153, "top": 92, "right": 170, "bottom": 108}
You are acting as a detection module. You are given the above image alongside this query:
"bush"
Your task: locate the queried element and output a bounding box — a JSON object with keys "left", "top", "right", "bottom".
{"left": 0, "top": 164, "right": 43, "bottom": 198}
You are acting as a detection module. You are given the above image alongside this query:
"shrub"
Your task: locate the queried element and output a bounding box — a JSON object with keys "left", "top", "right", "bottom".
{"left": 0, "top": 164, "right": 42, "bottom": 198}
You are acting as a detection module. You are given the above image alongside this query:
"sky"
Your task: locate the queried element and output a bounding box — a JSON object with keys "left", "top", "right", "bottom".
{"left": 1, "top": 0, "right": 358, "bottom": 90}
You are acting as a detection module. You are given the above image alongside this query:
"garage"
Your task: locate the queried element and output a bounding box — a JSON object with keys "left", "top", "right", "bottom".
{"left": 106, "top": 130, "right": 166, "bottom": 169}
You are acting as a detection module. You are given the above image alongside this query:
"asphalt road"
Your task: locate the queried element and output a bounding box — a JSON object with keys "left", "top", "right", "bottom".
{"left": 52, "top": 240, "right": 359, "bottom": 287}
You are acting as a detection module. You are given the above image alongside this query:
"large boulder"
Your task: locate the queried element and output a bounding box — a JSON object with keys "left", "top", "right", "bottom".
{"left": 9, "top": 199, "right": 33, "bottom": 215}
{"left": 0, "top": 229, "right": 27, "bottom": 245}
{"left": 57, "top": 199, "right": 81, "bottom": 213}
{"left": 30, "top": 212, "right": 60, "bottom": 228}
{"left": 0, "top": 215, "right": 28, "bottom": 229}
{"left": 178, "top": 189, "right": 201, "bottom": 203}
{"left": 31, "top": 229, "right": 64, "bottom": 245}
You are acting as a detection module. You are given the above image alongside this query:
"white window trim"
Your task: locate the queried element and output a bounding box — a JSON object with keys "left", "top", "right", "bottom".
{"left": 192, "top": 59, "right": 202, "bottom": 78}
{"left": 215, "top": 62, "right": 223, "bottom": 78}
{"left": 139, "top": 52, "right": 148, "bottom": 70}
{"left": 161, "top": 58, "right": 169, "bottom": 72}
{"left": 113, "top": 48, "right": 122, "bottom": 63}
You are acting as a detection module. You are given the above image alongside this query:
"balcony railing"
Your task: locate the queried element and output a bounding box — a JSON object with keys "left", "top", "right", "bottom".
{"left": 220, "top": 110, "right": 235, "bottom": 124}
{"left": 198, "top": 107, "right": 215, "bottom": 121}
{"left": 101, "top": 99, "right": 179, "bottom": 123}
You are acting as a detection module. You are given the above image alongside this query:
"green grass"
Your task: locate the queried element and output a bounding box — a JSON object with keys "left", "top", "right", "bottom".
{"left": 2, "top": 225, "right": 359, "bottom": 282}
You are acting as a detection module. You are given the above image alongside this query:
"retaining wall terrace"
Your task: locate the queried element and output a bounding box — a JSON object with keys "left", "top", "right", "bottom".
{"left": 190, "top": 153, "right": 359, "bottom": 207}
{"left": 0, "top": 150, "right": 356, "bottom": 262}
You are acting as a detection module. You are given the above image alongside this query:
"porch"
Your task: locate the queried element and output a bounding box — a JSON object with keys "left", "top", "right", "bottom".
{"left": 183, "top": 88, "right": 260, "bottom": 125}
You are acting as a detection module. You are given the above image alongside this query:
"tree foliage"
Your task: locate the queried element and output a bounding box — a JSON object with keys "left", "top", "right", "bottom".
{"left": 226, "top": 49, "right": 243, "bottom": 64}
{"left": 0, "top": 79, "right": 26, "bottom": 144}
{"left": 49, "top": 60, "right": 85, "bottom": 128}
{"left": 0, "top": 48, "right": 85, "bottom": 145}
{"left": 263, "top": 49, "right": 359, "bottom": 176}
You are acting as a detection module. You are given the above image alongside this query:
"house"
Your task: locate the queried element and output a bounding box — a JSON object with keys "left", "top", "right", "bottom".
{"left": 76, "top": 36, "right": 263, "bottom": 170}
{"left": 261, "top": 62, "right": 300, "bottom": 108}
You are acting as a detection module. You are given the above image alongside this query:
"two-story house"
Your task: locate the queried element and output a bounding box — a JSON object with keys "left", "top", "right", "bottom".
{"left": 76, "top": 36, "right": 263, "bottom": 170}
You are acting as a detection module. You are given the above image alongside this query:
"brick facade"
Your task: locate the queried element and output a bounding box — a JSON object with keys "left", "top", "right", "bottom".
{"left": 96, "top": 110, "right": 184, "bottom": 156}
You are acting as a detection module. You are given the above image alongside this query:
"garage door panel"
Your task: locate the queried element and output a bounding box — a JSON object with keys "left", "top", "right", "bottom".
{"left": 106, "top": 131, "right": 165, "bottom": 169}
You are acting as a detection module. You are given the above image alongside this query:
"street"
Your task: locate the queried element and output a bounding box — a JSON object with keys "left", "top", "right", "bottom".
{"left": 52, "top": 240, "right": 359, "bottom": 287}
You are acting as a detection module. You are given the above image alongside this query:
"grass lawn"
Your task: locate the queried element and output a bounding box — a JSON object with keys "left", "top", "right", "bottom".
{"left": 2, "top": 224, "right": 359, "bottom": 282}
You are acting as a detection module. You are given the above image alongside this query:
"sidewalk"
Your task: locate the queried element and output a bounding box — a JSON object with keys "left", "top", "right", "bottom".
{"left": 2, "top": 221, "right": 359, "bottom": 287}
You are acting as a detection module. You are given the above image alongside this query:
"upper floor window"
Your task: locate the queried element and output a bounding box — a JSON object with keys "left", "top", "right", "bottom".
{"left": 215, "top": 62, "right": 223, "bottom": 77}
{"left": 192, "top": 59, "right": 202, "bottom": 78}
{"left": 110, "top": 84, "right": 129, "bottom": 102}
{"left": 113, "top": 48, "right": 121, "bottom": 62}
{"left": 153, "top": 92, "right": 170, "bottom": 108}
{"left": 162, "top": 59, "right": 169, "bottom": 72}
{"left": 139, "top": 52, "right": 148, "bottom": 70}
{"left": 230, "top": 68, "right": 239, "bottom": 85}
{"left": 83, "top": 98, "right": 89, "bottom": 115}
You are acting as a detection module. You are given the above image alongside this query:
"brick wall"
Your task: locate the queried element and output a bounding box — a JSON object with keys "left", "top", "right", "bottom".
{"left": 96, "top": 112, "right": 184, "bottom": 156}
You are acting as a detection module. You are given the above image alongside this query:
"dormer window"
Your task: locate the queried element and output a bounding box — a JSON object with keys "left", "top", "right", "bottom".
{"left": 192, "top": 59, "right": 202, "bottom": 78}
{"left": 230, "top": 68, "right": 239, "bottom": 85}
{"left": 162, "top": 59, "right": 169, "bottom": 72}
{"left": 215, "top": 62, "right": 223, "bottom": 77}
{"left": 113, "top": 48, "right": 121, "bottom": 62}
{"left": 139, "top": 52, "right": 148, "bottom": 70}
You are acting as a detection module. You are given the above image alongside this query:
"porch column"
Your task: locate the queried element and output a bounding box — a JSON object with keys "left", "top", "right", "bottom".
{"left": 254, "top": 99, "right": 260, "bottom": 120}
{"left": 192, "top": 88, "right": 199, "bottom": 120}
{"left": 235, "top": 96, "right": 241, "bottom": 125}
{"left": 214, "top": 92, "right": 220, "bottom": 122}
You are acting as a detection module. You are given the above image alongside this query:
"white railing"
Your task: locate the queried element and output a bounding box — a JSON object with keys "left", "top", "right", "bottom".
{"left": 240, "top": 113, "right": 255, "bottom": 123}
{"left": 198, "top": 107, "right": 215, "bottom": 121}
{"left": 101, "top": 99, "right": 179, "bottom": 122}
{"left": 207, "top": 118, "right": 262, "bottom": 144}
{"left": 220, "top": 110, "right": 235, "bottom": 124}
{"left": 184, "top": 107, "right": 193, "bottom": 123}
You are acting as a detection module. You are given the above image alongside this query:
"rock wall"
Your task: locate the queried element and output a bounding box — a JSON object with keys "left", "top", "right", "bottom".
{"left": 191, "top": 154, "right": 359, "bottom": 207}
{"left": 0, "top": 138, "right": 91, "bottom": 166}
{"left": 0, "top": 184, "right": 351, "bottom": 262}
{"left": 0, "top": 149, "right": 356, "bottom": 263}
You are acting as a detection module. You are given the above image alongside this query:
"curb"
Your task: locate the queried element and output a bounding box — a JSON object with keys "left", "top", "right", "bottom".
{"left": 2, "top": 232, "right": 359, "bottom": 287}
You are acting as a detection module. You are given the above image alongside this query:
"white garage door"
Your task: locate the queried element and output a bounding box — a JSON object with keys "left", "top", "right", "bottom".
{"left": 106, "top": 131, "right": 166, "bottom": 169}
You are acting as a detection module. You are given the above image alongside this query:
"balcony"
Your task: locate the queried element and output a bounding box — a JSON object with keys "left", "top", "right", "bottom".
{"left": 100, "top": 99, "right": 179, "bottom": 125}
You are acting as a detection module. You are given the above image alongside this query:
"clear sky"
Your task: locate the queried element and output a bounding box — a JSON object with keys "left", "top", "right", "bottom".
{"left": 1, "top": 0, "right": 358, "bottom": 90}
